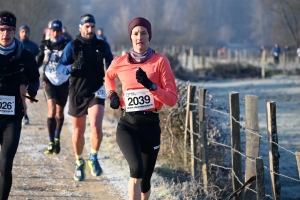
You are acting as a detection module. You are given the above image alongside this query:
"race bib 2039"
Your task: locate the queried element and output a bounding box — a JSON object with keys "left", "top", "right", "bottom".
{"left": 124, "top": 89, "right": 155, "bottom": 112}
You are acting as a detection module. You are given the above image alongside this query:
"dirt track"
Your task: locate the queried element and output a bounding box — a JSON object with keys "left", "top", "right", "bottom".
{"left": 8, "top": 89, "right": 123, "bottom": 200}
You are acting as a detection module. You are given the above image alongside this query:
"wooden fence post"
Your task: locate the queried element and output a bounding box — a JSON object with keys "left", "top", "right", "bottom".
{"left": 183, "top": 52, "right": 188, "bottom": 68}
{"left": 243, "top": 49, "right": 247, "bottom": 61}
{"left": 190, "top": 111, "right": 198, "bottom": 178}
{"left": 171, "top": 45, "right": 176, "bottom": 55}
{"left": 121, "top": 45, "right": 125, "bottom": 51}
{"left": 201, "top": 49, "right": 206, "bottom": 69}
{"left": 235, "top": 50, "right": 239, "bottom": 63}
{"left": 210, "top": 47, "right": 214, "bottom": 59}
{"left": 198, "top": 88, "right": 207, "bottom": 121}
{"left": 182, "top": 45, "right": 186, "bottom": 53}
{"left": 200, "top": 121, "right": 208, "bottom": 195}
{"left": 265, "top": 51, "right": 270, "bottom": 63}
{"left": 184, "top": 84, "right": 196, "bottom": 170}
{"left": 229, "top": 92, "right": 243, "bottom": 200}
{"left": 282, "top": 52, "right": 286, "bottom": 75}
{"left": 244, "top": 95, "right": 260, "bottom": 200}
{"left": 235, "top": 50, "right": 240, "bottom": 77}
{"left": 261, "top": 50, "right": 266, "bottom": 79}
{"left": 256, "top": 158, "right": 266, "bottom": 200}
{"left": 296, "top": 151, "right": 300, "bottom": 178}
{"left": 190, "top": 47, "right": 194, "bottom": 71}
{"left": 162, "top": 45, "right": 167, "bottom": 54}
{"left": 176, "top": 45, "right": 180, "bottom": 54}
{"left": 228, "top": 49, "right": 231, "bottom": 62}
{"left": 217, "top": 49, "right": 221, "bottom": 60}
{"left": 111, "top": 44, "right": 115, "bottom": 52}
{"left": 198, "top": 88, "right": 206, "bottom": 184}
{"left": 121, "top": 50, "right": 126, "bottom": 56}
{"left": 266, "top": 101, "right": 281, "bottom": 200}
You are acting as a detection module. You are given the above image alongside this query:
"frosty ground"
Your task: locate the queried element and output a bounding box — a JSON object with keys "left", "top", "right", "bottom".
{"left": 193, "top": 75, "right": 300, "bottom": 200}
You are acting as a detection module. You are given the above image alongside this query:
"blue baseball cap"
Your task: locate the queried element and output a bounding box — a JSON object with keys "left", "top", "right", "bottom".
{"left": 49, "top": 19, "right": 63, "bottom": 31}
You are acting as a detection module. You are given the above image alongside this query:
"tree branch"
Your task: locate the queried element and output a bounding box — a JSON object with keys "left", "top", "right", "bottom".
{"left": 278, "top": 0, "right": 299, "bottom": 45}
{"left": 283, "top": 0, "right": 299, "bottom": 44}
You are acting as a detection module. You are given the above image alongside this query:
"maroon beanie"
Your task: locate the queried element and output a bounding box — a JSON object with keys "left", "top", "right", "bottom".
{"left": 128, "top": 17, "right": 152, "bottom": 41}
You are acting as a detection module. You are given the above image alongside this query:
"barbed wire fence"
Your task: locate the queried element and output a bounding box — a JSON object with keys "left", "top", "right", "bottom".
{"left": 158, "top": 79, "right": 300, "bottom": 200}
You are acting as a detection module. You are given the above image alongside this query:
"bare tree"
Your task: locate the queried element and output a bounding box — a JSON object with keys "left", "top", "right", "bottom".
{"left": 278, "top": 0, "right": 300, "bottom": 45}
{"left": 261, "top": 0, "right": 300, "bottom": 47}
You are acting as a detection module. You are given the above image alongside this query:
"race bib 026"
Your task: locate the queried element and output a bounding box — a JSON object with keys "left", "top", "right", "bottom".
{"left": 124, "top": 89, "right": 155, "bottom": 112}
{"left": 0, "top": 95, "right": 15, "bottom": 115}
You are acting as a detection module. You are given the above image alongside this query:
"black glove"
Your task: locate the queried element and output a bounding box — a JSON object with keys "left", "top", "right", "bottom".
{"left": 110, "top": 91, "right": 120, "bottom": 109}
{"left": 72, "top": 51, "right": 84, "bottom": 71}
{"left": 26, "top": 84, "right": 38, "bottom": 97}
{"left": 72, "top": 60, "right": 83, "bottom": 71}
{"left": 136, "top": 67, "right": 152, "bottom": 89}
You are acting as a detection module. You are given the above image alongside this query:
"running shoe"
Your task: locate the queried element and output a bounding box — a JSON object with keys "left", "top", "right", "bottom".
{"left": 74, "top": 159, "right": 86, "bottom": 181}
{"left": 53, "top": 138, "right": 60, "bottom": 154}
{"left": 88, "top": 155, "right": 103, "bottom": 176}
{"left": 44, "top": 142, "right": 54, "bottom": 155}
{"left": 22, "top": 115, "right": 29, "bottom": 125}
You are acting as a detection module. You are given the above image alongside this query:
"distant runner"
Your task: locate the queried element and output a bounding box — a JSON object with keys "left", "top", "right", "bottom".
{"left": 19, "top": 24, "right": 39, "bottom": 125}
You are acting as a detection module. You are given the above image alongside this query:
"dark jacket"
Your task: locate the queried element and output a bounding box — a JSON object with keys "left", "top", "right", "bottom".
{"left": 0, "top": 39, "right": 40, "bottom": 118}
{"left": 21, "top": 39, "right": 40, "bottom": 57}
{"left": 57, "top": 34, "right": 113, "bottom": 97}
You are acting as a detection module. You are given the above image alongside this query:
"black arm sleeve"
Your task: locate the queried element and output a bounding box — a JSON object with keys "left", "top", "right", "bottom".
{"left": 23, "top": 50, "right": 40, "bottom": 90}
{"left": 36, "top": 42, "right": 45, "bottom": 67}
{"left": 104, "top": 41, "right": 113, "bottom": 68}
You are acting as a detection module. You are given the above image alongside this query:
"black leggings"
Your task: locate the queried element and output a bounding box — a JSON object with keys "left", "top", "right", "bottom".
{"left": 116, "top": 112, "right": 161, "bottom": 193}
{"left": 0, "top": 116, "right": 22, "bottom": 200}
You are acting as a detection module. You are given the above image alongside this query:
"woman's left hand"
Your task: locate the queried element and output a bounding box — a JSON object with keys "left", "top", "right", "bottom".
{"left": 136, "top": 67, "right": 152, "bottom": 89}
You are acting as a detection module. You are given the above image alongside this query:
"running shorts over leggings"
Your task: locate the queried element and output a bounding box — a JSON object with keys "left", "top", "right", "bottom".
{"left": 116, "top": 111, "right": 161, "bottom": 193}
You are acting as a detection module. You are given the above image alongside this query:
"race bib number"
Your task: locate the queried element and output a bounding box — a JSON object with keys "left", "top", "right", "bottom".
{"left": 93, "top": 85, "right": 107, "bottom": 99}
{"left": 76, "top": 170, "right": 82, "bottom": 177}
{"left": 45, "top": 65, "right": 57, "bottom": 74}
{"left": 44, "top": 50, "right": 62, "bottom": 75}
{"left": 0, "top": 95, "right": 15, "bottom": 115}
{"left": 124, "top": 89, "right": 155, "bottom": 112}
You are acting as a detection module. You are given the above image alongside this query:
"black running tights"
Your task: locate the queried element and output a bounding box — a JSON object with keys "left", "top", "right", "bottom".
{"left": 0, "top": 117, "right": 22, "bottom": 200}
{"left": 116, "top": 119, "right": 161, "bottom": 193}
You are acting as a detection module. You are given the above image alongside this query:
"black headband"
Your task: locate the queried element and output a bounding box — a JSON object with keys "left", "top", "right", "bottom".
{"left": 0, "top": 16, "right": 16, "bottom": 28}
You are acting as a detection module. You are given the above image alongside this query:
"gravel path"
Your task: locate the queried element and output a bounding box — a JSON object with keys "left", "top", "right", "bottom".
{"left": 9, "top": 89, "right": 123, "bottom": 200}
